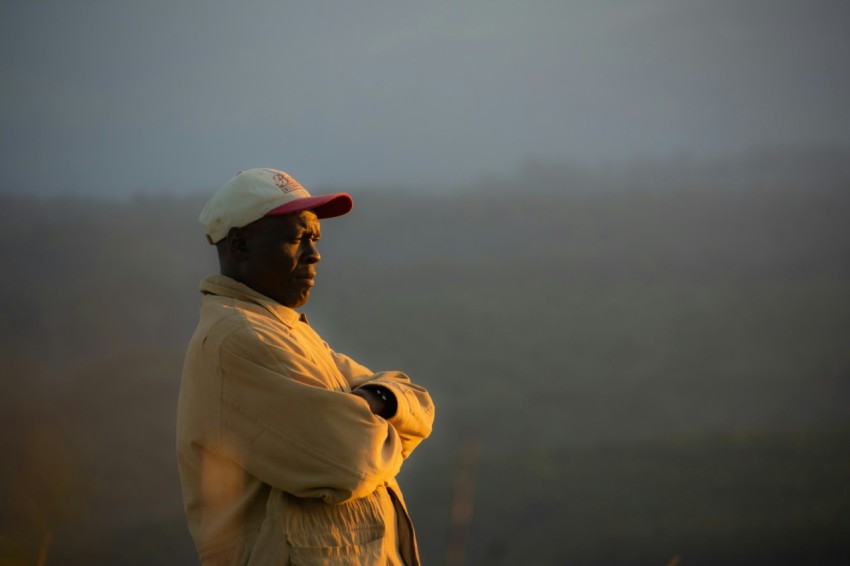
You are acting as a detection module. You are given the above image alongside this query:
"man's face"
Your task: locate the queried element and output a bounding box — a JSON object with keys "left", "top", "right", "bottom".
{"left": 241, "top": 210, "right": 322, "bottom": 308}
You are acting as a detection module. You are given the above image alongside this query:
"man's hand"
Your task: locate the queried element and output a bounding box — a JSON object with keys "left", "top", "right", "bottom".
{"left": 351, "top": 386, "right": 397, "bottom": 419}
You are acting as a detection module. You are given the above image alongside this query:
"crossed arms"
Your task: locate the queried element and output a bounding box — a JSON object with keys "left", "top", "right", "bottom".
{"left": 211, "top": 325, "right": 434, "bottom": 504}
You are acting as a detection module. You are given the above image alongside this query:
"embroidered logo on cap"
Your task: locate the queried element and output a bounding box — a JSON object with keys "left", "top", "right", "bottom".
{"left": 272, "top": 172, "right": 300, "bottom": 193}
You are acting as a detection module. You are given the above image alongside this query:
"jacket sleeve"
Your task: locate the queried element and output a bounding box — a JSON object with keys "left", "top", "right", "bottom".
{"left": 331, "top": 350, "right": 435, "bottom": 459}
{"left": 214, "top": 327, "right": 405, "bottom": 505}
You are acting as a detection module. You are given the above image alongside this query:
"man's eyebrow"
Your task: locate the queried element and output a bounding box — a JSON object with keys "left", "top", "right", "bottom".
{"left": 293, "top": 225, "right": 321, "bottom": 237}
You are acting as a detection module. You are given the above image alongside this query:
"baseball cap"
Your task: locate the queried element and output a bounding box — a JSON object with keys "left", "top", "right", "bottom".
{"left": 200, "top": 168, "right": 353, "bottom": 244}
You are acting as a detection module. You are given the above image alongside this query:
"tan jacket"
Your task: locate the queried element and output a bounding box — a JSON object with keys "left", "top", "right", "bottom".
{"left": 177, "top": 275, "right": 435, "bottom": 565}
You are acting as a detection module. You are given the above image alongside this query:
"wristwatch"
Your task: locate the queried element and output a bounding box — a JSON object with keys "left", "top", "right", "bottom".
{"left": 361, "top": 385, "right": 398, "bottom": 419}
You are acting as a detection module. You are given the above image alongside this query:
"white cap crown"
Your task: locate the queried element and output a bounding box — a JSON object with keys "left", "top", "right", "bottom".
{"left": 200, "top": 168, "right": 352, "bottom": 244}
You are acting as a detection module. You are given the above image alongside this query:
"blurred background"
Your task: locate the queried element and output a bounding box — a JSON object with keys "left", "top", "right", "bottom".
{"left": 1, "top": 1, "right": 849, "bottom": 565}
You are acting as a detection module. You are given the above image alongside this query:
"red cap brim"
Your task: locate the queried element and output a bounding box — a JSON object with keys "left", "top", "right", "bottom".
{"left": 265, "top": 193, "right": 353, "bottom": 219}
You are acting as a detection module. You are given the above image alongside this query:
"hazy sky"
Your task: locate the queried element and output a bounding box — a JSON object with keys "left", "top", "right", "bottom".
{"left": 1, "top": 0, "right": 848, "bottom": 196}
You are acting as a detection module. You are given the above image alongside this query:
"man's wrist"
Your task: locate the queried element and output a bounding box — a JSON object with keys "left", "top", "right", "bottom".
{"left": 359, "top": 385, "right": 398, "bottom": 419}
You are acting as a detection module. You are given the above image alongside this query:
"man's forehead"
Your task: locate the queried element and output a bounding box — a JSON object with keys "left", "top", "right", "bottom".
{"left": 277, "top": 210, "right": 320, "bottom": 232}
{"left": 290, "top": 210, "right": 321, "bottom": 231}
{"left": 244, "top": 210, "right": 320, "bottom": 235}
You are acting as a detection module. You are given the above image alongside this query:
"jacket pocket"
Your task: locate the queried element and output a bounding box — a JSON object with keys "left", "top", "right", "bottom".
{"left": 288, "top": 536, "right": 384, "bottom": 565}
{"left": 279, "top": 491, "right": 388, "bottom": 565}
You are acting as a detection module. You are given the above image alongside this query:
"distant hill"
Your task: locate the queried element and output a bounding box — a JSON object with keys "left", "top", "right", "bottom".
{"left": 2, "top": 150, "right": 849, "bottom": 564}
{"left": 463, "top": 145, "right": 850, "bottom": 194}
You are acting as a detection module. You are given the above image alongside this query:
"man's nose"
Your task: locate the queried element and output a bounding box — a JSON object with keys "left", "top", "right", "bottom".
{"left": 303, "top": 240, "right": 321, "bottom": 263}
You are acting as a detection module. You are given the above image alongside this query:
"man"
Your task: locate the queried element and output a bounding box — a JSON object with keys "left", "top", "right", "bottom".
{"left": 177, "top": 168, "right": 434, "bottom": 565}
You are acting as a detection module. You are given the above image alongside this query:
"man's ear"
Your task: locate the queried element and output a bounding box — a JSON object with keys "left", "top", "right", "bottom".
{"left": 224, "top": 227, "right": 250, "bottom": 258}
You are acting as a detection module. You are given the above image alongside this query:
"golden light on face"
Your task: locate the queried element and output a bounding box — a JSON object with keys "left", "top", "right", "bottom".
{"left": 241, "top": 211, "right": 322, "bottom": 308}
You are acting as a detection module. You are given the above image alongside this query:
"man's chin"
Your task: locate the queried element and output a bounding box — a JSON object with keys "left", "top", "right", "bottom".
{"left": 285, "top": 291, "right": 311, "bottom": 309}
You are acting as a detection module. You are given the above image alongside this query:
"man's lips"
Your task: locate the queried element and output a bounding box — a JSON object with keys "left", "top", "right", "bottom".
{"left": 293, "top": 271, "right": 316, "bottom": 286}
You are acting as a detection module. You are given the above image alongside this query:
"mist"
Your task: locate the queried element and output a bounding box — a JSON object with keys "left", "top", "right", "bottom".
{"left": 2, "top": 0, "right": 849, "bottom": 195}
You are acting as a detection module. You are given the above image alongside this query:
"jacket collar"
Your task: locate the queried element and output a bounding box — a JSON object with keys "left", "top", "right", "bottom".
{"left": 200, "top": 274, "right": 301, "bottom": 328}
